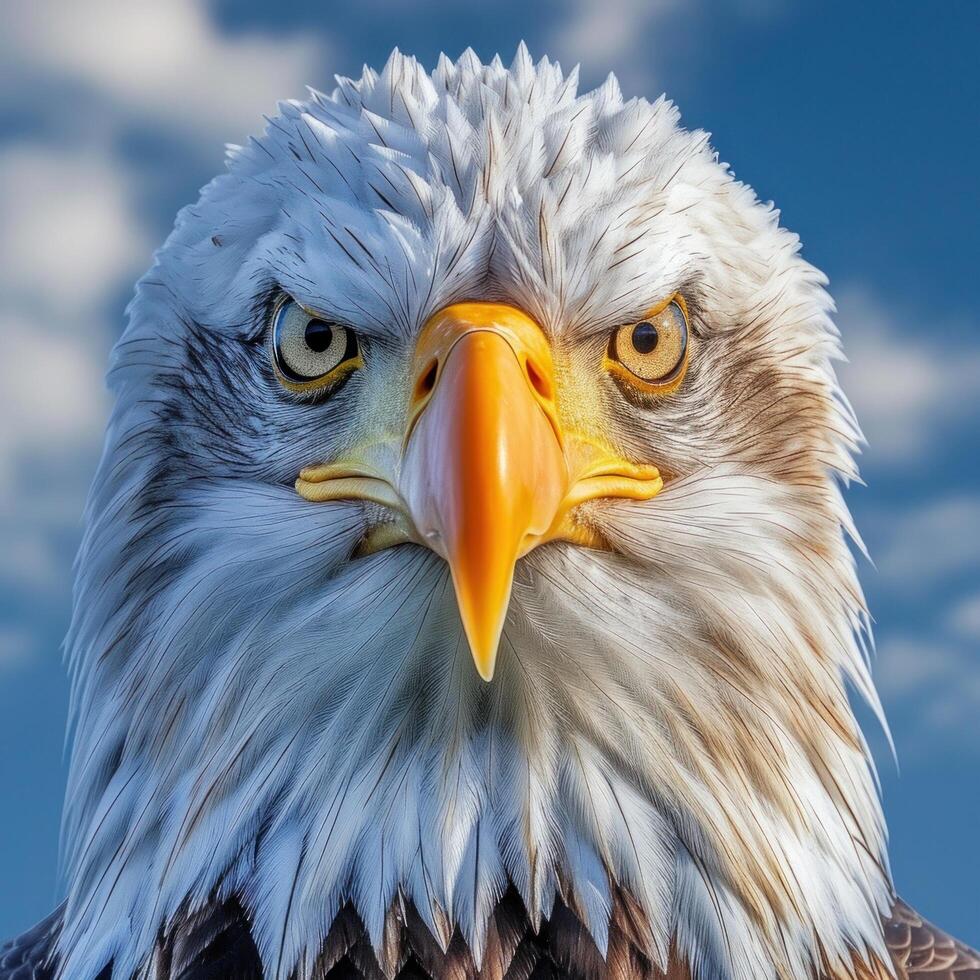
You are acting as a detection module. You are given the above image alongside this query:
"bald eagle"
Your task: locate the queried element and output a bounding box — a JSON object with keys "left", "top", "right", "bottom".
{"left": 2, "top": 46, "right": 977, "bottom": 980}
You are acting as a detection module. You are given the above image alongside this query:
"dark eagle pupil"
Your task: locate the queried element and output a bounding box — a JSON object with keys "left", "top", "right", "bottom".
{"left": 631, "top": 321, "right": 659, "bottom": 354}
{"left": 305, "top": 319, "right": 334, "bottom": 353}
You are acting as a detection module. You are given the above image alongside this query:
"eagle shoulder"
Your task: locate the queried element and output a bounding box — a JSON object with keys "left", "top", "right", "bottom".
{"left": 2, "top": 895, "right": 976, "bottom": 979}
{"left": 882, "top": 899, "right": 980, "bottom": 979}
{"left": 0, "top": 900, "right": 258, "bottom": 980}
{"left": 0, "top": 906, "right": 62, "bottom": 980}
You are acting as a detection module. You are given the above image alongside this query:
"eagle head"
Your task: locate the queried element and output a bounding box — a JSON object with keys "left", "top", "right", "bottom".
{"left": 57, "top": 47, "right": 892, "bottom": 980}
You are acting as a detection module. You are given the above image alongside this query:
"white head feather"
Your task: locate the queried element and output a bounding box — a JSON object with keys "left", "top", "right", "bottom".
{"left": 57, "top": 46, "right": 891, "bottom": 980}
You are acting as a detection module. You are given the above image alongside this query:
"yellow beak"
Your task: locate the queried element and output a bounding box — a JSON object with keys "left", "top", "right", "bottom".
{"left": 297, "top": 302, "right": 663, "bottom": 681}
{"left": 398, "top": 304, "right": 568, "bottom": 679}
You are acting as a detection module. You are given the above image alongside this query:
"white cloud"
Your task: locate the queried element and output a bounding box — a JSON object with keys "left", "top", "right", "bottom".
{"left": 0, "top": 145, "right": 151, "bottom": 317}
{"left": 547, "top": 0, "right": 784, "bottom": 93}
{"left": 0, "top": 143, "right": 143, "bottom": 599}
{"left": 875, "top": 636, "right": 958, "bottom": 702}
{"left": 836, "top": 285, "right": 980, "bottom": 469}
{"left": 872, "top": 497, "right": 980, "bottom": 592}
{"left": 949, "top": 593, "right": 980, "bottom": 640}
{"left": 3, "top": 0, "right": 324, "bottom": 143}
{"left": 0, "top": 313, "right": 109, "bottom": 463}
{"left": 876, "top": 633, "right": 980, "bottom": 754}
{"left": 549, "top": 0, "right": 682, "bottom": 80}
{"left": 0, "top": 143, "right": 141, "bottom": 486}
{"left": 836, "top": 286, "right": 980, "bottom": 753}
{"left": 0, "top": 627, "right": 34, "bottom": 669}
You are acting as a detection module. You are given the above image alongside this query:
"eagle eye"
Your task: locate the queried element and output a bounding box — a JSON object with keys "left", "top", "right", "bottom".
{"left": 606, "top": 297, "right": 689, "bottom": 392}
{"left": 271, "top": 298, "right": 361, "bottom": 391}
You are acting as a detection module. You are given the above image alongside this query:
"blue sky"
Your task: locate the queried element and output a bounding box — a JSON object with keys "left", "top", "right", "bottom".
{"left": 1, "top": 0, "right": 978, "bottom": 949}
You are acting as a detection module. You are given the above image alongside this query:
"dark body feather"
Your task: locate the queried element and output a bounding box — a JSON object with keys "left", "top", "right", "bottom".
{"left": 3, "top": 893, "right": 976, "bottom": 980}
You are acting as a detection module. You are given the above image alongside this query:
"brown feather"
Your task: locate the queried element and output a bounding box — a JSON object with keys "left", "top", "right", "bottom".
{"left": 3, "top": 891, "right": 977, "bottom": 979}
{"left": 882, "top": 899, "right": 980, "bottom": 980}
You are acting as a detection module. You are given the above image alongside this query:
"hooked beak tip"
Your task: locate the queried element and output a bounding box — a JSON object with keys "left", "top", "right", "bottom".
{"left": 296, "top": 302, "right": 666, "bottom": 684}
{"left": 473, "top": 655, "right": 497, "bottom": 683}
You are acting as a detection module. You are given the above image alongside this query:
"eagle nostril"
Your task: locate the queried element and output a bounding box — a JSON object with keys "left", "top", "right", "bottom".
{"left": 524, "top": 357, "right": 552, "bottom": 401}
{"left": 414, "top": 359, "right": 439, "bottom": 404}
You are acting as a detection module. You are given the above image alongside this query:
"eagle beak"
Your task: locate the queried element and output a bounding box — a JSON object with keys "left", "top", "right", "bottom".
{"left": 398, "top": 304, "right": 568, "bottom": 680}
{"left": 297, "top": 302, "right": 663, "bottom": 681}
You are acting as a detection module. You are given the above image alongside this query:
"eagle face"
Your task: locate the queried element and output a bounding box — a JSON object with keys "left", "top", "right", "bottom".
{"left": 58, "top": 48, "right": 892, "bottom": 980}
